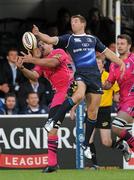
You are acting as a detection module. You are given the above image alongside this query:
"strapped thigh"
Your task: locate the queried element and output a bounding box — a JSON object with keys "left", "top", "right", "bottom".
{"left": 112, "top": 117, "right": 127, "bottom": 128}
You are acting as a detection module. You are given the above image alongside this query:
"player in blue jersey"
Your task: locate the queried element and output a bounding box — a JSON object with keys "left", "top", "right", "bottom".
{"left": 32, "top": 15, "right": 125, "bottom": 159}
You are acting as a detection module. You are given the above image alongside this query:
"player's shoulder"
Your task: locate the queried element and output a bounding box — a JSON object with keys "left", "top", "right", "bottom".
{"left": 51, "top": 49, "right": 68, "bottom": 59}
{"left": 129, "top": 53, "right": 134, "bottom": 61}
{"left": 85, "top": 34, "right": 100, "bottom": 43}
{"left": 59, "top": 33, "right": 72, "bottom": 39}
{"left": 110, "top": 62, "right": 119, "bottom": 68}
{"left": 52, "top": 48, "right": 66, "bottom": 55}
{"left": 85, "top": 34, "right": 96, "bottom": 39}
{"left": 102, "top": 70, "right": 109, "bottom": 77}
{"left": 102, "top": 70, "right": 109, "bottom": 80}
{"left": 109, "top": 62, "right": 119, "bottom": 72}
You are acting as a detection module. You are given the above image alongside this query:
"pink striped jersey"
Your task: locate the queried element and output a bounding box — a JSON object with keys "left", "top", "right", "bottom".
{"left": 108, "top": 53, "right": 134, "bottom": 116}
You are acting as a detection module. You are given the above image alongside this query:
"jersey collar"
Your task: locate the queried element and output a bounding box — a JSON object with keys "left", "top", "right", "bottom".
{"left": 72, "top": 33, "right": 86, "bottom": 36}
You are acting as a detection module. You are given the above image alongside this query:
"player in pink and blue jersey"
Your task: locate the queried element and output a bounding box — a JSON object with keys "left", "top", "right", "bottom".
{"left": 104, "top": 34, "right": 134, "bottom": 152}
{"left": 16, "top": 41, "right": 73, "bottom": 173}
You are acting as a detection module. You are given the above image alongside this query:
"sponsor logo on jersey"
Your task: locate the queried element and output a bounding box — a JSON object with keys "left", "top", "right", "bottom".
{"left": 126, "top": 62, "right": 130, "bottom": 69}
{"left": 74, "top": 38, "right": 82, "bottom": 42}
{"left": 82, "top": 43, "right": 90, "bottom": 47}
{"left": 97, "top": 88, "right": 103, "bottom": 92}
{"left": 102, "top": 122, "right": 108, "bottom": 127}
{"left": 87, "top": 38, "right": 92, "bottom": 42}
{"left": 75, "top": 77, "right": 82, "bottom": 81}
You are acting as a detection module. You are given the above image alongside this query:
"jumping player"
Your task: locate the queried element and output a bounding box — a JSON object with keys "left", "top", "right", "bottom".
{"left": 16, "top": 41, "right": 73, "bottom": 173}
{"left": 32, "top": 15, "right": 125, "bottom": 156}
{"left": 104, "top": 34, "right": 134, "bottom": 152}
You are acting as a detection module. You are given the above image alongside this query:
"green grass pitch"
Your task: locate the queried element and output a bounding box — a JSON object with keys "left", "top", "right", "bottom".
{"left": 0, "top": 169, "right": 134, "bottom": 180}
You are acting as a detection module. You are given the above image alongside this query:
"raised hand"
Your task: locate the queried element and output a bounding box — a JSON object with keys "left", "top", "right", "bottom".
{"left": 15, "top": 56, "right": 24, "bottom": 69}
{"left": 20, "top": 51, "right": 34, "bottom": 63}
{"left": 32, "top": 24, "right": 40, "bottom": 36}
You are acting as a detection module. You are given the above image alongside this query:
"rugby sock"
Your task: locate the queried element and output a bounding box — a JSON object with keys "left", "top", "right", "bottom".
{"left": 53, "top": 98, "right": 75, "bottom": 124}
{"left": 48, "top": 135, "right": 58, "bottom": 166}
{"left": 89, "top": 143, "right": 98, "bottom": 165}
{"left": 119, "top": 130, "right": 134, "bottom": 151}
{"left": 111, "top": 140, "right": 125, "bottom": 151}
{"left": 84, "top": 118, "right": 97, "bottom": 146}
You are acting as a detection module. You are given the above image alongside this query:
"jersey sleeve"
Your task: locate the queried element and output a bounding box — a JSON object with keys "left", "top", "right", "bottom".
{"left": 112, "top": 81, "right": 120, "bottom": 93}
{"left": 107, "top": 63, "right": 116, "bottom": 84}
{"left": 57, "top": 34, "right": 71, "bottom": 48}
{"left": 32, "top": 65, "right": 43, "bottom": 76}
{"left": 95, "top": 37, "right": 107, "bottom": 53}
{"left": 130, "top": 53, "right": 134, "bottom": 68}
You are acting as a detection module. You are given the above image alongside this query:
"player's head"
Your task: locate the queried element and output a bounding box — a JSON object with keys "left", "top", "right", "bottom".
{"left": 37, "top": 40, "right": 53, "bottom": 56}
{"left": 5, "top": 93, "right": 16, "bottom": 110}
{"left": 26, "top": 92, "right": 39, "bottom": 108}
{"left": 71, "top": 15, "right": 87, "bottom": 34}
{"left": 117, "top": 34, "right": 132, "bottom": 55}
{"left": 7, "top": 48, "right": 18, "bottom": 63}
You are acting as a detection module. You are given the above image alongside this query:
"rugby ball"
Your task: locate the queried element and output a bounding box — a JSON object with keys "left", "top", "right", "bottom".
{"left": 22, "top": 32, "right": 37, "bottom": 51}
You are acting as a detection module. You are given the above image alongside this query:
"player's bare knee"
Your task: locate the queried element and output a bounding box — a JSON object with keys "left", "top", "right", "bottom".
{"left": 72, "top": 93, "right": 84, "bottom": 103}
{"left": 87, "top": 109, "right": 98, "bottom": 120}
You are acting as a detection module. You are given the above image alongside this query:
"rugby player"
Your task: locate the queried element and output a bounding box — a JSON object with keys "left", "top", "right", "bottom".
{"left": 88, "top": 57, "right": 131, "bottom": 169}
{"left": 16, "top": 41, "right": 73, "bottom": 173}
{"left": 104, "top": 34, "right": 134, "bottom": 152}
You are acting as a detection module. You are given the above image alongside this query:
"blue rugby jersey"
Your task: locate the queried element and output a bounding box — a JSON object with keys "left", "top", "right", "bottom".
{"left": 57, "top": 34, "right": 106, "bottom": 75}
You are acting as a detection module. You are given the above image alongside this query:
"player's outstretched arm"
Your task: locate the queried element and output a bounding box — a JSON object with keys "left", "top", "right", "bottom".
{"left": 26, "top": 57, "right": 60, "bottom": 68}
{"left": 15, "top": 57, "right": 39, "bottom": 81}
{"left": 103, "top": 48, "right": 125, "bottom": 74}
{"left": 20, "top": 68, "right": 39, "bottom": 82}
{"left": 32, "top": 24, "right": 58, "bottom": 45}
{"left": 21, "top": 50, "right": 60, "bottom": 68}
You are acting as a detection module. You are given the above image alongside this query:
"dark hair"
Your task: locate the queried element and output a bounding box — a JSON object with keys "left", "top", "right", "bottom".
{"left": 27, "top": 91, "right": 39, "bottom": 99}
{"left": 117, "top": 34, "right": 132, "bottom": 45}
{"left": 71, "top": 14, "right": 87, "bottom": 26}
{"left": 5, "top": 93, "right": 16, "bottom": 102}
{"left": 7, "top": 48, "right": 18, "bottom": 56}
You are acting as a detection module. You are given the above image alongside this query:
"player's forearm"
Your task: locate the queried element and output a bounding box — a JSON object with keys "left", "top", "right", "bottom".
{"left": 37, "top": 32, "right": 58, "bottom": 45}
{"left": 19, "top": 67, "right": 39, "bottom": 81}
{"left": 31, "top": 57, "right": 59, "bottom": 68}
{"left": 104, "top": 48, "right": 123, "bottom": 66}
